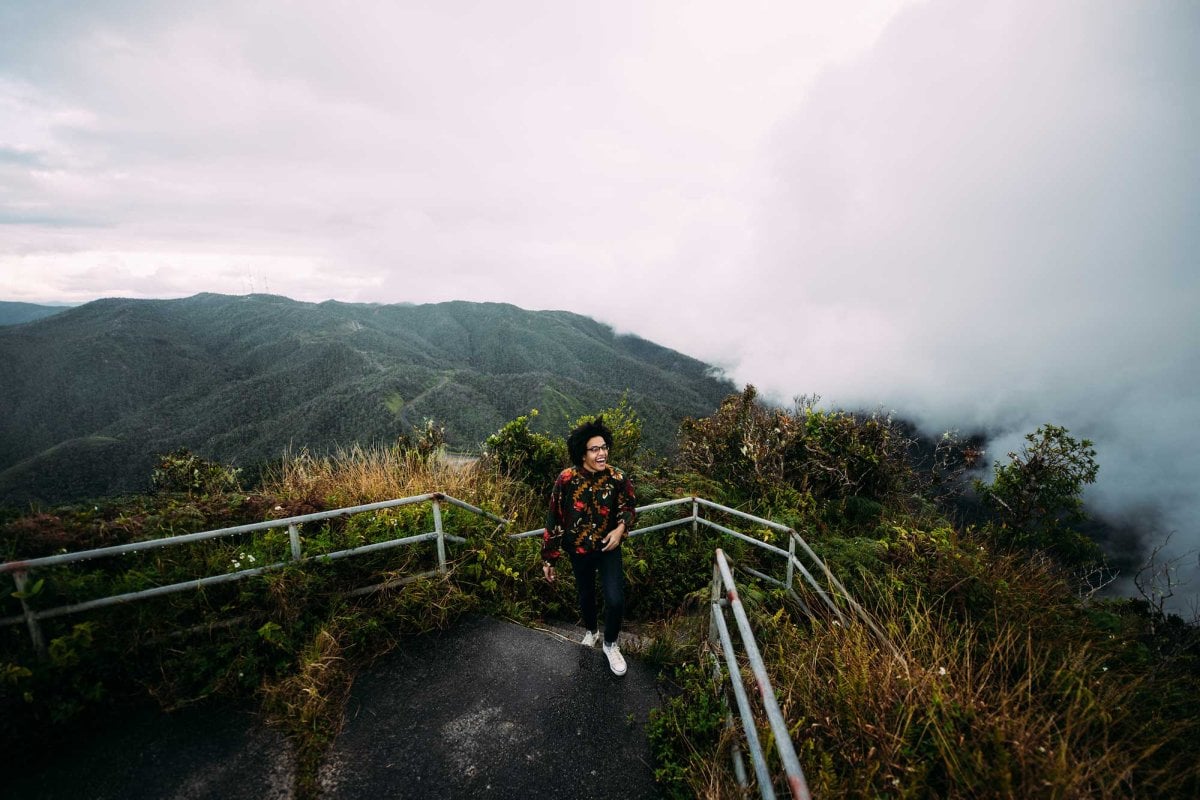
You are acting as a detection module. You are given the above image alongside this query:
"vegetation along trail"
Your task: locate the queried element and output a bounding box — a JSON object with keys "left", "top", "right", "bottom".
{"left": 2, "top": 384, "right": 1198, "bottom": 798}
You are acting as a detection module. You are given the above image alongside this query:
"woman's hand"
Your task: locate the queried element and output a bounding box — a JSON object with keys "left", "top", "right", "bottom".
{"left": 542, "top": 562, "right": 556, "bottom": 583}
{"left": 601, "top": 522, "right": 626, "bottom": 552}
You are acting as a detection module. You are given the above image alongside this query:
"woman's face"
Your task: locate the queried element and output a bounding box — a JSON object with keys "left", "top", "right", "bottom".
{"left": 582, "top": 435, "right": 609, "bottom": 472}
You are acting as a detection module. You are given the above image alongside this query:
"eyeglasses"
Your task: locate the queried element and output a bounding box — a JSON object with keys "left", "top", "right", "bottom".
{"left": 586, "top": 444, "right": 610, "bottom": 454}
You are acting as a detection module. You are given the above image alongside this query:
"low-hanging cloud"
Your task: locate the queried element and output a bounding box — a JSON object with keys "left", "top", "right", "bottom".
{"left": 723, "top": 0, "right": 1200, "bottom": 611}
{"left": 0, "top": 1, "right": 1197, "bottom": 609}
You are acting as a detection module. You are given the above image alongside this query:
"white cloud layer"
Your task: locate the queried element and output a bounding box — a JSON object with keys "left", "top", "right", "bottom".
{"left": 1, "top": 0, "right": 1197, "bottom": 609}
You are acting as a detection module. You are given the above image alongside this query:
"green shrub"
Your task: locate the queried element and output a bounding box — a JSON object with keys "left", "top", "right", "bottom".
{"left": 151, "top": 448, "right": 242, "bottom": 496}
{"left": 482, "top": 411, "right": 568, "bottom": 492}
{"left": 975, "top": 424, "right": 1102, "bottom": 565}
{"left": 571, "top": 392, "right": 644, "bottom": 466}
{"left": 647, "top": 661, "right": 729, "bottom": 798}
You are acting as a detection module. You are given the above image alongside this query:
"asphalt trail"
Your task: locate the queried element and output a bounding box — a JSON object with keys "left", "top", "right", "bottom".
{"left": 319, "top": 615, "right": 661, "bottom": 799}
{"left": 7, "top": 615, "right": 661, "bottom": 799}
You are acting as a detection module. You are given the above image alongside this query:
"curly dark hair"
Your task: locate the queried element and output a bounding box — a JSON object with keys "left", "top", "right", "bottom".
{"left": 567, "top": 417, "right": 613, "bottom": 468}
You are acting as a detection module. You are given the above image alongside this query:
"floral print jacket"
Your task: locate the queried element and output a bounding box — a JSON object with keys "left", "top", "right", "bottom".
{"left": 542, "top": 465, "right": 637, "bottom": 563}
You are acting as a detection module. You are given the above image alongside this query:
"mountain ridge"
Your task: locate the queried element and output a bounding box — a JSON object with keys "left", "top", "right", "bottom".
{"left": 0, "top": 301, "right": 72, "bottom": 327}
{"left": 0, "top": 293, "right": 734, "bottom": 504}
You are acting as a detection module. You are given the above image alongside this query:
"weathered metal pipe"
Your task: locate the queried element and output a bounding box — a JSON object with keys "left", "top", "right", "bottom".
{"left": 716, "top": 549, "right": 812, "bottom": 800}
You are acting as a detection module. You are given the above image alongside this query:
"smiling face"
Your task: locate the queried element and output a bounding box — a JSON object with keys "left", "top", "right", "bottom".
{"left": 582, "top": 435, "right": 609, "bottom": 473}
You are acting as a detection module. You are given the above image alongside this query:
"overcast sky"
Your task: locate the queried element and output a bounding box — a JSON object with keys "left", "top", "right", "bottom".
{"left": 2, "top": 0, "right": 1198, "bottom": 610}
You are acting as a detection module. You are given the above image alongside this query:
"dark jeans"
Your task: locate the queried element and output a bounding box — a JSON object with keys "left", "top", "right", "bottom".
{"left": 568, "top": 546, "right": 624, "bottom": 644}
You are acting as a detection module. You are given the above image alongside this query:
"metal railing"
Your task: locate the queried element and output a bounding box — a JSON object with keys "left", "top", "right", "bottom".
{"left": 711, "top": 548, "right": 810, "bottom": 800}
{"left": 5, "top": 490, "right": 889, "bottom": 797}
{"left": 515, "top": 495, "right": 898, "bottom": 798}
{"left": 512, "top": 495, "right": 892, "bottom": 652}
{"left": 1, "top": 492, "right": 506, "bottom": 657}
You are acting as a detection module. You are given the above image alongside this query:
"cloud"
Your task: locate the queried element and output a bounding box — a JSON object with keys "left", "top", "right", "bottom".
{"left": 731, "top": 0, "right": 1200, "bottom": 609}
{"left": 0, "top": 1, "right": 911, "bottom": 300}
{"left": 0, "top": 1, "right": 1196, "bottom": 608}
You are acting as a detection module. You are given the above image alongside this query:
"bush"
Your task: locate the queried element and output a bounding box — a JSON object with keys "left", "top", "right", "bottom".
{"left": 975, "top": 424, "right": 1101, "bottom": 565}
{"left": 482, "top": 411, "right": 567, "bottom": 493}
{"left": 679, "top": 386, "right": 917, "bottom": 511}
{"left": 151, "top": 448, "right": 241, "bottom": 497}
{"left": 678, "top": 385, "right": 794, "bottom": 499}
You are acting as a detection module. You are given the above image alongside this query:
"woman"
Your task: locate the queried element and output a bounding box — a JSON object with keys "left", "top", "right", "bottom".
{"left": 542, "top": 417, "right": 637, "bottom": 676}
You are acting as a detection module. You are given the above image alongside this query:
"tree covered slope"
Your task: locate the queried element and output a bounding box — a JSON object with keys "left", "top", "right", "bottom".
{"left": 0, "top": 293, "right": 733, "bottom": 504}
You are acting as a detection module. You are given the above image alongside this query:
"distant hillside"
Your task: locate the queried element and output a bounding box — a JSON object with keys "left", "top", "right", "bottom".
{"left": 0, "top": 293, "right": 734, "bottom": 505}
{"left": 0, "top": 301, "right": 71, "bottom": 327}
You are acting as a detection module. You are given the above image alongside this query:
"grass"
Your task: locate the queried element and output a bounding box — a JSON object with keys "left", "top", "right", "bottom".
{"left": 644, "top": 520, "right": 1200, "bottom": 799}
{"left": 260, "top": 443, "right": 531, "bottom": 521}
{"left": 3, "top": 441, "right": 1199, "bottom": 799}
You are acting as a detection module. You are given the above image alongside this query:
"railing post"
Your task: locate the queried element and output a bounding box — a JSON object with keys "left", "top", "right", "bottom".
{"left": 709, "top": 560, "right": 722, "bottom": 644}
{"left": 433, "top": 497, "right": 446, "bottom": 574}
{"left": 13, "top": 570, "right": 47, "bottom": 661}
{"left": 786, "top": 533, "right": 796, "bottom": 591}
{"left": 288, "top": 524, "right": 302, "bottom": 561}
{"left": 692, "top": 496, "right": 699, "bottom": 536}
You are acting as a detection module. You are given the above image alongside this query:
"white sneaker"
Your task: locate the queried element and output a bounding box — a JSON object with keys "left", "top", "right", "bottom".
{"left": 602, "top": 641, "right": 627, "bottom": 676}
{"left": 581, "top": 630, "right": 601, "bottom": 647}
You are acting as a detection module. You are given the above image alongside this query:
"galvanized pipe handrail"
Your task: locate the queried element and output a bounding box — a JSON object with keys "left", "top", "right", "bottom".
{"left": 624, "top": 517, "right": 691, "bottom": 538}
{"left": 711, "top": 577, "right": 778, "bottom": 798}
{"left": 691, "top": 497, "right": 891, "bottom": 644}
{"left": 694, "top": 497, "right": 794, "bottom": 533}
{"left": 790, "top": 531, "right": 903, "bottom": 661}
{"left": 782, "top": 550, "right": 849, "bottom": 626}
{"left": 439, "top": 494, "right": 509, "bottom": 525}
{"left": 0, "top": 530, "right": 470, "bottom": 628}
{"left": 691, "top": 515, "right": 846, "bottom": 623}
{"left": 0, "top": 493, "right": 445, "bottom": 573}
{"left": 632, "top": 496, "right": 696, "bottom": 514}
{"left": 695, "top": 517, "right": 791, "bottom": 559}
{"left": 714, "top": 548, "right": 812, "bottom": 800}
{"left": 512, "top": 495, "right": 866, "bottom": 628}
{"left": 0, "top": 493, "right": 495, "bottom": 654}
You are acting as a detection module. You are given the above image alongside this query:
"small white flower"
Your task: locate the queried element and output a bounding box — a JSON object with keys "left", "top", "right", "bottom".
{"left": 937, "top": 667, "right": 947, "bottom": 676}
{"left": 247, "top": 554, "right": 256, "bottom": 563}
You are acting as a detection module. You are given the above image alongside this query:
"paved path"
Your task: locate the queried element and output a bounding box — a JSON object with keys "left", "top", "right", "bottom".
{"left": 320, "top": 615, "right": 661, "bottom": 799}
{"left": 7, "top": 615, "right": 662, "bottom": 800}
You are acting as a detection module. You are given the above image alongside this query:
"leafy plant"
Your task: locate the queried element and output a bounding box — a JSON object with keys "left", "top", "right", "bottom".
{"left": 647, "top": 661, "right": 730, "bottom": 799}
{"left": 482, "top": 410, "right": 568, "bottom": 492}
{"left": 152, "top": 448, "right": 242, "bottom": 497}
{"left": 2, "top": 401, "right": 1198, "bottom": 800}
{"left": 975, "top": 424, "right": 1101, "bottom": 565}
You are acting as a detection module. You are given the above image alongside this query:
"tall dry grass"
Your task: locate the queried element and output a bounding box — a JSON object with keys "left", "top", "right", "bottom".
{"left": 260, "top": 445, "right": 540, "bottom": 528}
{"left": 754, "top": 555, "right": 1200, "bottom": 798}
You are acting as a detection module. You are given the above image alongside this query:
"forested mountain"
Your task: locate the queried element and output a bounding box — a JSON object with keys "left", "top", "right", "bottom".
{"left": 0, "top": 293, "right": 734, "bottom": 505}
{"left": 0, "top": 301, "right": 70, "bottom": 327}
